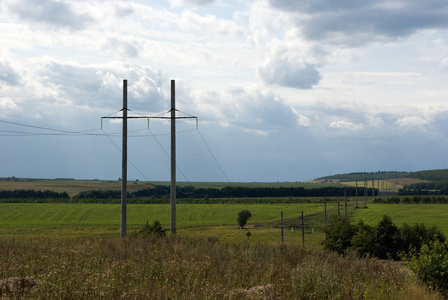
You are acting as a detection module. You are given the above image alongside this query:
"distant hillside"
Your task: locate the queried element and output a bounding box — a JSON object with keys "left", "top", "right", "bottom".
{"left": 406, "top": 169, "right": 448, "bottom": 182}
{"left": 316, "top": 169, "right": 448, "bottom": 184}
{"left": 315, "top": 171, "right": 409, "bottom": 182}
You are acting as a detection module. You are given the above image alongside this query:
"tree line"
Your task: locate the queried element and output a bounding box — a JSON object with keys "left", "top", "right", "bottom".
{"left": 399, "top": 182, "right": 448, "bottom": 195}
{"left": 74, "top": 185, "right": 376, "bottom": 200}
{"left": 0, "top": 189, "right": 69, "bottom": 200}
{"left": 0, "top": 185, "right": 378, "bottom": 203}
{"left": 323, "top": 214, "right": 445, "bottom": 260}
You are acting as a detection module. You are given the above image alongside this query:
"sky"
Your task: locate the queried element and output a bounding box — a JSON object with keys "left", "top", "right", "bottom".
{"left": 0, "top": 0, "right": 447, "bottom": 182}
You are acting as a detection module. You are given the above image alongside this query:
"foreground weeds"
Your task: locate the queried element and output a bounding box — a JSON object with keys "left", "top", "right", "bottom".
{"left": 0, "top": 236, "right": 441, "bottom": 299}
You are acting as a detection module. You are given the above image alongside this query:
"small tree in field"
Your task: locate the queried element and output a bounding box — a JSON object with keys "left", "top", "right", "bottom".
{"left": 237, "top": 209, "right": 252, "bottom": 229}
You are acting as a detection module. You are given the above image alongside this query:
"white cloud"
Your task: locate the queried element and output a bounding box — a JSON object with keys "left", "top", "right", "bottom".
{"left": 258, "top": 59, "right": 321, "bottom": 89}
{"left": 395, "top": 116, "right": 430, "bottom": 132}
{"left": 0, "top": 61, "right": 21, "bottom": 85}
{"left": 6, "top": 0, "right": 94, "bottom": 31}
{"left": 296, "top": 114, "right": 311, "bottom": 127}
{"left": 0, "top": 97, "right": 17, "bottom": 114}
{"left": 268, "top": 0, "right": 448, "bottom": 46}
{"left": 329, "top": 120, "right": 364, "bottom": 131}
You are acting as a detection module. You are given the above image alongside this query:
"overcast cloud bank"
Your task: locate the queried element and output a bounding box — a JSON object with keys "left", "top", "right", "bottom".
{"left": 0, "top": 0, "right": 446, "bottom": 181}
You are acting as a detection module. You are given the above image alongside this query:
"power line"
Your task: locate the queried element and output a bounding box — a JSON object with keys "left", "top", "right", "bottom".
{"left": 196, "top": 128, "right": 231, "bottom": 183}
{"left": 147, "top": 128, "right": 191, "bottom": 182}
{"left": 0, "top": 117, "right": 231, "bottom": 182}
{"left": 0, "top": 119, "right": 101, "bottom": 136}
{"left": 101, "top": 128, "right": 150, "bottom": 181}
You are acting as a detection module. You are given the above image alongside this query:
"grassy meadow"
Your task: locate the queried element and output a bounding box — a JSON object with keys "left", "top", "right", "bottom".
{"left": 1, "top": 235, "right": 441, "bottom": 299}
{"left": 351, "top": 203, "right": 448, "bottom": 233}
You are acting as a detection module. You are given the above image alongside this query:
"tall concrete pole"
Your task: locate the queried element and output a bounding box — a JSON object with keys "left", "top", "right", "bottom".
{"left": 170, "top": 80, "right": 176, "bottom": 235}
{"left": 121, "top": 79, "right": 127, "bottom": 238}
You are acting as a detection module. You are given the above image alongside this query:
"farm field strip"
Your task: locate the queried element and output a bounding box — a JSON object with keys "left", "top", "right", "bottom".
{"left": 0, "top": 203, "right": 324, "bottom": 229}
{"left": 351, "top": 204, "right": 448, "bottom": 234}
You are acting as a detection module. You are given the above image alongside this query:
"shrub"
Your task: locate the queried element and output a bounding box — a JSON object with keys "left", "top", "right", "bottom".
{"left": 351, "top": 220, "right": 375, "bottom": 257}
{"left": 373, "top": 215, "right": 402, "bottom": 260}
{"left": 322, "top": 215, "right": 355, "bottom": 255}
{"left": 404, "top": 238, "right": 448, "bottom": 294}
{"left": 138, "top": 220, "right": 167, "bottom": 237}
{"left": 237, "top": 209, "right": 252, "bottom": 229}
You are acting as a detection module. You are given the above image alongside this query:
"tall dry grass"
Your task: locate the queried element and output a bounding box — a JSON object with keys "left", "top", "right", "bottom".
{"left": 0, "top": 236, "right": 441, "bottom": 299}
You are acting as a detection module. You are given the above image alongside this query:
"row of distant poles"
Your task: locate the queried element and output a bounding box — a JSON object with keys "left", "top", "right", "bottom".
{"left": 102, "top": 79, "right": 197, "bottom": 237}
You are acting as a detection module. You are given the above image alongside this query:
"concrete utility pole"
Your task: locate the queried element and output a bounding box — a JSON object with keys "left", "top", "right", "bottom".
{"left": 170, "top": 80, "right": 176, "bottom": 235}
{"left": 121, "top": 80, "right": 128, "bottom": 238}
{"left": 344, "top": 188, "right": 347, "bottom": 219}
{"left": 281, "top": 211, "right": 284, "bottom": 244}
{"left": 102, "top": 79, "right": 197, "bottom": 237}
{"left": 301, "top": 211, "right": 305, "bottom": 248}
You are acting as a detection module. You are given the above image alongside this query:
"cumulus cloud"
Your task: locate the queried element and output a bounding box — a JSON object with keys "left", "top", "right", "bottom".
{"left": 329, "top": 120, "right": 364, "bottom": 131}
{"left": 176, "top": 83, "right": 297, "bottom": 133}
{"left": 395, "top": 116, "right": 429, "bottom": 132}
{"left": 0, "top": 97, "right": 18, "bottom": 113}
{"left": 6, "top": 61, "right": 169, "bottom": 117}
{"left": 7, "top": 0, "right": 93, "bottom": 31}
{"left": 268, "top": 0, "right": 448, "bottom": 46}
{"left": 102, "top": 37, "right": 141, "bottom": 58}
{"left": 258, "top": 59, "right": 321, "bottom": 89}
{"left": 184, "top": 0, "right": 216, "bottom": 6}
{"left": 0, "top": 61, "right": 21, "bottom": 85}
{"left": 169, "top": 0, "right": 216, "bottom": 7}
{"left": 296, "top": 114, "right": 311, "bottom": 127}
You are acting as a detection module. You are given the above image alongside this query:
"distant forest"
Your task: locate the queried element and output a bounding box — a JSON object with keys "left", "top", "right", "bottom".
{"left": 315, "top": 171, "right": 409, "bottom": 182}
{"left": 316, "top": 169, "right": 448, "bottom": 182}
{"left": 74, "top": 185, "right": 369, "bottom": 200}
{"left": 0, "top": 185, "right": 376, "bottom": 203}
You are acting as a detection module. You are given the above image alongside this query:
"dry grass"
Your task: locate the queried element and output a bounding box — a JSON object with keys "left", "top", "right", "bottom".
{"left": 0, "top": 180, "right": 151, "bottom": 197}
{"left": 0, "top": 236, "right": 441, "bottom": 299}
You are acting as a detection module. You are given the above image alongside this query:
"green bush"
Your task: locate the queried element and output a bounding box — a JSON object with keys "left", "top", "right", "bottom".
{"left": 138, "top": 220, "right": 167, "bottom": 237}
{"left": 403, "top": 238, "right": 448, "bottom": 294}
{"left": 351, "top": 220, "right": 375, "bottom": 257}
{"left": 322, "top": 215, "right": 355, "bottom": 255}
{"left": 373, "top": 215, "right": 402, "bottom": 260}
{"left": 237, "top": 209, "right": 252, "bottom": 229}
{"left": 323, "top": 215, "right": 445, "bottom": 260}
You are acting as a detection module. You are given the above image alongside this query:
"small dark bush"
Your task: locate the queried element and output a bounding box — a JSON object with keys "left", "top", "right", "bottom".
{"left": 138, "top": 220, "right": 167, "bottom": 237}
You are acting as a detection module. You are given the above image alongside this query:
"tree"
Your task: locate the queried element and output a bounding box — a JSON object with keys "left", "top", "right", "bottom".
{"left": 351, "top": 220, "right": 375, "bottom": 257}
{"left": 237, "top": 209, "right": 252, "bottom": 229}
{"left": 374, "top": 215, "right": 402, "bottom": 260}
{"left": 322, "top": 214, "right": 355, "bottom": 255}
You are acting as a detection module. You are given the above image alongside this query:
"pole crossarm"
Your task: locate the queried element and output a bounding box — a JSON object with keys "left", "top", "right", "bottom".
{"left": 101, "top": 115, "right": 198, "bottom": 129}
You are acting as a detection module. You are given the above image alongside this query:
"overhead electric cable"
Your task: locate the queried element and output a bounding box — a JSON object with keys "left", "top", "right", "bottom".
{"left": 196, "top": 128, "right": 231, "bottom": 183}
{"left": 101, "top": 128, "right": 150, "bottom": 182}
{"left": 147, "top": 128, "right": 190, "bottom": 182}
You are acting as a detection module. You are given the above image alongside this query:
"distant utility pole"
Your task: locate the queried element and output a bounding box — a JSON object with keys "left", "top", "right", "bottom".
{"left": 281, "top": 211, "right": 284, "bottom": 244}
{"left": 344, "top": 188, "right": 347, "bottom": 219}
{"left": 364, "top": 178, "right": 367, "bottom": 208}
{"left": 301, "top": 211, "right": 305, "bottom": 248}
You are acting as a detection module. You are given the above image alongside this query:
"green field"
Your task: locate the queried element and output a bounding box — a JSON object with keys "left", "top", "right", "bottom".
{"left": 351, "top": 203, "right": 448, "bottom": 233}
{"left": 3, "top": 201, "right": 448, "bottom": 248}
